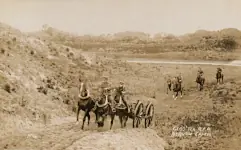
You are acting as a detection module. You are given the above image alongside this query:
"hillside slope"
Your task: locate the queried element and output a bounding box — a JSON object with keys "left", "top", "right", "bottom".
{"left": 0, "top": 22, "right": 97, "bottom": 136}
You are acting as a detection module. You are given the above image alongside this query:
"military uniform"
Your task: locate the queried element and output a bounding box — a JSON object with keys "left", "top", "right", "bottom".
{"left": 177, "top": 74, "right": 183, "bottom": 83}
{"left": 93, "top": 77, "right": 112, "bottom": 111}
{"left": 115, "top": 82, "right": 129, "bottom": 111}
{"left": 99, "top": 77, "right": 111, "bottom": 101}
{"left": 217, "top": 68, "right": 222, "bottom": 73}
{"left": 197, "top": 68, "right": 204, "bottom": 77}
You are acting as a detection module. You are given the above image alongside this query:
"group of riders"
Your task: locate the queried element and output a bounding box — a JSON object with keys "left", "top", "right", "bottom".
{"left": 168, "top": 67, "right": 223, "bottom": 90}
{"left": 78, "top": 76, "right": 129, "bottom": 112}
{"left": 197, "top": 67, "right": 222, "bottom": 78}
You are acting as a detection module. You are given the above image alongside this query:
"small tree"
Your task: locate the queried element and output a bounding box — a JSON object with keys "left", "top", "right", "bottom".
{"left": 218, "top": 36, "right": 237, "bottom": 51}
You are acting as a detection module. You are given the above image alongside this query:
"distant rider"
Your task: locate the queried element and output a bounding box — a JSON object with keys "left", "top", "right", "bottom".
{"left": 217, "top": 67, "right": 222, "bottom": 73}
{"left": 197, "top": 67, "right": 204, "bottom": 77}
{"left": 177, "top": 73, "right": 183, "bottom": 83}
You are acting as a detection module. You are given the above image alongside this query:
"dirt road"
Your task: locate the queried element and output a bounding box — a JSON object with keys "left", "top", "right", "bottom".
{"left": 126, "top": 58, "right": 241, "bottom": 66}
{"left": 0, "top": 116, "right": 167, "bottom": 150}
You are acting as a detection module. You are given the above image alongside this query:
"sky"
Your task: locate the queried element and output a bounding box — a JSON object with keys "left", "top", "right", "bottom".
{"left": 0, "top": 0, "right": 241, "bottom": 35}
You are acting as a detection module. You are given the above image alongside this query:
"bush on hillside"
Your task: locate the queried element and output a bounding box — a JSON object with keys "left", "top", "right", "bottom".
{"left": 218, "top": 36, "right": 237, "bottom": 51}
{"left": 202, "top": 35, "right": 237, "bottom": 51}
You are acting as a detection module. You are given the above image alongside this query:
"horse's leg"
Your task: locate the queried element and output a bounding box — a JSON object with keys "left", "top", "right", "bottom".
{"left": 180, "top": 89, "right": 183, "bottom": 98}
{"left": 124, "top": 116, "right": 128, "bottom": 127}
{"left": 76, "top": 103, "right": 81, "bottom": 122}
{"left": 174, "top": 91, "right": 178, "bottom": 100}
{"left": 133, "top": 116, "right": 136, "bottom": 128}
{"left": 172, "top": 90, "right": 175, "bottom": 99}
{"left": 95, "top": 111, "right": 98, "bottom": 124}
{"left": 81, "top": 109, "right": 88, "bottom": 130}
{"left": 86, "top": 112, "right": 90, "bottom": 126}
{"left": 110, "top": 114, "right": 115, "bottom": 130}
{"left": 119, "top": 115, "right": 123, "bottom": 128}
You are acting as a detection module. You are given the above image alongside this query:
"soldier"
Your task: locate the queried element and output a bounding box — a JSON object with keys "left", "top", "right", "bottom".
{"left": 115, "top": 81, "right": 129, "bottom": 112}
{"left": 177, "top": 73, "right": 183, "bottom": 83}
{"left": 99, "top": 76, "right": 111, "bottom": 101}
{"left": 93, "top": 76, "right": 112, "bottom": 111}
{"left": 197, "top": 67, "right": 204, "bottom": 76}
{"left": 217, "top": 67, "right": 222, "bottom": 73}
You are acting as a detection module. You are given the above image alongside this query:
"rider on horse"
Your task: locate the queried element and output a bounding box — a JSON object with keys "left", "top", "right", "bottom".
{"left": 217, "top": 67, "right": 222, "bottom": 73}
{"left": 93, "top": 76, "right": 113, "bottom": 111}
{"left": 176, "top": 73, "right": 183, "bottom": 83}
{"left": 197, "top": 67, "right": 204, "bottom": 78}
{"left": 115, "top": 81, "right": 129, "bottom": 113}
{"left": 99, "top": 76, "right": 112, "bottom": 102}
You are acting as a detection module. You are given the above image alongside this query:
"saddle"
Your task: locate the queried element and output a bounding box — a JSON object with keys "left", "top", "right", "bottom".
{"left": 115, "top": 95, "right": 129, "bottom": 111}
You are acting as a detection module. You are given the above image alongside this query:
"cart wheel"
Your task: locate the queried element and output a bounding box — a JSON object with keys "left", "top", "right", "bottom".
{"left": 133, "top": 101, "right": 144, "bottom": 128}
{"left": 145, "top": 103, "right": 154, "bottom": 128}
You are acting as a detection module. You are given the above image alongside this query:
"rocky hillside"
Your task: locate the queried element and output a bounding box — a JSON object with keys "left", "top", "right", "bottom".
{"left": 0, "top": 22, "right": 102, "bottom": 136}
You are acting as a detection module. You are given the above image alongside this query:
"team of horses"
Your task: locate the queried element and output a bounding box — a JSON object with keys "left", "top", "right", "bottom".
{"left": 76, "top": 87, "right": 153, "bottom": 130}
{"left": 76, "top": 69, "right": 224, "bottom": 129}
{"left": 166, "top": 70, "right": 224, "bottom": 100}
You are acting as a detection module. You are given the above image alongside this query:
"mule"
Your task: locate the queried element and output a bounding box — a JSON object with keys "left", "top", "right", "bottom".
{"left": 196, "top": 74, "right": 205, "bottom": 91}
{"left": 216, "top": 71, "right": 224, "bottom": 84}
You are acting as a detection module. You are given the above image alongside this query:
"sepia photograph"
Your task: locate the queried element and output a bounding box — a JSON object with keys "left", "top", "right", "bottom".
{"left": 0, "top": 0, "right": 241, "bottom": 149}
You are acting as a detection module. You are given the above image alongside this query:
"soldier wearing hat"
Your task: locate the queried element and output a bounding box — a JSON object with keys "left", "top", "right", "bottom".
{"left": 197, "top": 67, "right": 204, "bottom": 76}
{"left": 115, "top": 81, "right": 129, "bottom": 112}
{"left": 217, "top": 67, "right": 222, "bottom": 73}
{"left": 99, "top": 76, "right": 111, "bottom": 101}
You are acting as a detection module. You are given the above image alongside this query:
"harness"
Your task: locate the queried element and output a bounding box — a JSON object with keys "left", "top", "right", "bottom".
{"left": 79, "top": 83, "right": 90, "bottom": 100}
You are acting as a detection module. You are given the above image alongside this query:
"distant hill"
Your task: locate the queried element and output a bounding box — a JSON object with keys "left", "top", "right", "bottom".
{"left": 28, "top": 24, "right": 241, "bottom": 53}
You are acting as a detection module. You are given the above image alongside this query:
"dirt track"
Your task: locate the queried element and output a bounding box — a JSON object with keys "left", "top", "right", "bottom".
{"left": 126, "top": 58, "right": 241, "bottom": 66}
{"left": 0, "top": 116, "right": 166, "bottom": 150}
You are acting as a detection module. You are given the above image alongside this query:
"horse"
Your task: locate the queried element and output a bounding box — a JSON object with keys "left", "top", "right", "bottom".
{"left": 76, "top": 87, "right": 97, "bottom": 130}
{"left": 196, "top": 74, "right": 205, "bottom": 91}
{"left": 95, "top": 89, "right": 115, "bottom": 129}
{"left": 216, "top": 71, "right": 224, "bottom": 84}
{"left": 172, "top": 78, "right": 183, "bottom": 100}
{"left": 111, "top": 88, "right": 130, "bottom": 128}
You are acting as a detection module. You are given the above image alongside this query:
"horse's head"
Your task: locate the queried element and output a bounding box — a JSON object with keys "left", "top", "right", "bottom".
{"left": 96, "top": 94, "right": 109, "bottom": 127}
